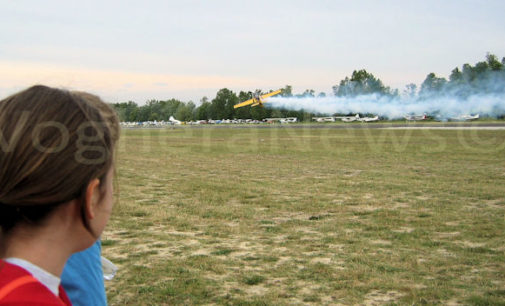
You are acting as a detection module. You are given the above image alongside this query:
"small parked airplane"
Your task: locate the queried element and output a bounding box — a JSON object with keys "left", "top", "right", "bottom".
{"left": 313, "top": 117, "right": 336, "bottom": 122}
{"left": 233, "top": 89, "right": 282, "bottom": 109}
{"left": 450, "top": 114, "right": 480, "bottom": 121}
{"left": 358, "top": 115, "right": 379, "bottom": 122}
{"left": 280, "top": 117, "right": 298, "bottom": 123}
{"left": 169, "top": 116, "right": 182, "bottom": 125}
{"left": 340, "top": 114, "right": 360, "bottom": 122}
{"left": 263, "top": 117, "right": 297, "bottom": 123}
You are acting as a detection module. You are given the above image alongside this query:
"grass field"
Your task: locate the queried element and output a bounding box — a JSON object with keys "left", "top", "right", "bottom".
{"left": 102, "top": 126, "right": 505, "bottom": 305}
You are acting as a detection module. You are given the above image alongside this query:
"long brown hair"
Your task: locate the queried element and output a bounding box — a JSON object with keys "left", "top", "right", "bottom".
{"left": 0, "top": 85, "right": 119, "bottom": 234}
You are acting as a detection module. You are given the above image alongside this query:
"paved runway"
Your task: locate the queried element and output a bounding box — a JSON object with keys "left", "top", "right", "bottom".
{"left": 124, "top": 122, "right": 505, "bottom": 130}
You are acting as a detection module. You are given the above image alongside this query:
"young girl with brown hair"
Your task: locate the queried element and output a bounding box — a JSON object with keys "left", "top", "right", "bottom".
{"left": 0, "top": 85, "right": 119, "bottom": 304}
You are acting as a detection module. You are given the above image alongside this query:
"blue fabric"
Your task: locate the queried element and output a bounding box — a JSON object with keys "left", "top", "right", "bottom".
{"left": 62, "top": 240, "right": 107, "bottom": 306}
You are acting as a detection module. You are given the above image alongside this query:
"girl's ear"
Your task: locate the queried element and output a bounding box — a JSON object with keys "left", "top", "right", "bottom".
{"left": 84, "top": 178, "right": 101, "bottom": 220}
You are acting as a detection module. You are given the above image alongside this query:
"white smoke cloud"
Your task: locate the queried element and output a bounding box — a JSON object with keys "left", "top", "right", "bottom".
{"left": 268, "top": 93, "right": 505, "bottom": 119}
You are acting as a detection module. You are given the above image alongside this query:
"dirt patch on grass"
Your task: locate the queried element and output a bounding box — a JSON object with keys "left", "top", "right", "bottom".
{"left": 342, "top": 169, "right": 363, "bottom": 177}
{"left": 310, "top": 257, "right": 332, "bottom": 264}
{"left": 271, "top": 212, "right": 314, "bottom": 223}
{"left": 165, "top": 230, "right": 202, "bottom": 237}
{"left": 244, "top": 284, "right": 268, "bottom": 296}
{"left": 351, "top": 205, "right": 381, "bottom": 212}
{"left": 390, "top": 202, "right": 410, "bottom": 209}
{"left": 459, "top": 241, "right": 486, "bottom": 248}
{"left": 445, "top": 221, "right": 460, "bottom": 226}
{"left": 103, "top": 247, "right": 128, "bottom": 260}
{"left": 191, "top": 248, "right": 212, "bottom": 256}
{"left": 445, "top": 298, "right": 464, "bottom": 306}
{"left": 296, "top": 227, "right": 323, "bottom": 236}
{"left": 485, "top": 198, "right": 505, "bottom": 208}
{"left": 327, "top": 244, "right": 345, "bottom": 251}
{"left": 436, "top": 248, "right": 456, "bottom": 257}
{"left": 370, "top": 239, "right": 392, "bottom": 246}
{"left": 274, "top": 256, "right": 292, "bottom": 267}
{"left": 416, "top": 195, "right": 431, "bottom": 201}
{"left": 392, "top": 227, "right": 415, "bottom": 233}
{"left": 436, "top": 231, "right": 461, "bottom": 238}
{"left": 363, "top": 290, "right": 404, "bottom": 305}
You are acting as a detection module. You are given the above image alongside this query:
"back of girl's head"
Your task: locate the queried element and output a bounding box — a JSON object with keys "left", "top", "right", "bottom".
{"left": 0, "top": 85, "right": 120, "bottom": 233}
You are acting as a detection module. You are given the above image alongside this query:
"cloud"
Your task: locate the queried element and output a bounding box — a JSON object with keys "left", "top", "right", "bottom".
{"left": 0, "top": 60, "right": 256, "bottom": 102}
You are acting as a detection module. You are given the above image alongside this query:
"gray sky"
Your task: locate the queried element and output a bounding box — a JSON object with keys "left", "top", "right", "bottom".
{"left": 1, "top": 0, "right": 505, "bottom": 104}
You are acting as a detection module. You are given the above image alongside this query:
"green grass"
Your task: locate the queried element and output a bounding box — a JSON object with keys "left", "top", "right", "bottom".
{"left": 103, "top": 126, "right": 505, "bottom": 305}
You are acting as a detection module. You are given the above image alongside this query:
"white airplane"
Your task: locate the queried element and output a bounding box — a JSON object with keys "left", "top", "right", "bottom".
{"left": 169, "top": 116, "right": 182, "bottom": 125}
{"left": 450, "top": 114, "right": 480, "bottom": 121}
{"left": 280, "top": 117, "right": 297, "bottom": 123}
{"left": 358, "top": 115, "right": 379, "bottom": 122}
{"left": 313, "top": 117, "right": 336, "bottom": 122}
{"left": 340, "top": 114, "right": 360, "bottom": 122}
{"left": 405, "top": 114, "right": 427, "bottom": 121}
{"left": 264, "top": 117, "right": 297, "bottom": 123}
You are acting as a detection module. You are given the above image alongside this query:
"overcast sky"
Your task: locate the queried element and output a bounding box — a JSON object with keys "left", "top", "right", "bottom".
{"left": 1, "top": 0, "right": 505, "bottom": 104}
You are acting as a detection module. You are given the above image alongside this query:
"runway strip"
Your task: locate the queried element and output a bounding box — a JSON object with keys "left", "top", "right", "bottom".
{"left": 126, "top": 123, "right": 505, "bottom": 130}
{"left": 382, "top": 126, "right": 505, "bottom": 130}
{"left": 193, "top": 123, "right": 505, "bottom": 130}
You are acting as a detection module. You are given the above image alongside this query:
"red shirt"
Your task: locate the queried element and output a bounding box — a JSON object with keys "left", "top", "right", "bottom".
{"left": 0, "top": 260, "right": 71, "bottom": 305}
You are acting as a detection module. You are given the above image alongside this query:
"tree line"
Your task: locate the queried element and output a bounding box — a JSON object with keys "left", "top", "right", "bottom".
{"left": 417, "top": 53, "right": 505, "bottom": 98}
{"left": 111, "top": 86, "right": 319, "bottom": 122}
{"left": 111, "top": 53, "right": 505, "bottom": 121}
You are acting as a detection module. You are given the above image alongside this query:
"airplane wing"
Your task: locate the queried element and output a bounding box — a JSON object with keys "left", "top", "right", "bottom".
{"left": 260, "top": 89, "right": 282, "bottom": 99}
{"left": 234, "top": 89, "right": 282, "bottom": 109}
{"left": 233, "top": 98, "right": 255, "bottom": 109}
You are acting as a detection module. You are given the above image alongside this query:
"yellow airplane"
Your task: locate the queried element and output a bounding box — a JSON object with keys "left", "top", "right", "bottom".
{"left": 233, "top": 89, "right": 282, "bottom": 109}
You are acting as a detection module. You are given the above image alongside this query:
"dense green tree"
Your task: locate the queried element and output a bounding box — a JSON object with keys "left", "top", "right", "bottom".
{"left": 250, "top": 105, "right": 267, "bottom": 120}
{"left": 110, "top": 101, "right": 138, "bottom": 121}
{"left": 280, "top": 85, "right": 293, "bottom": 97}
{"left": 270, "top": 108, "right": 283, "bottom": 118}
{"left": 419, "top": 73, "right": 447, "bottom": 96}
{"left": 449, "top": 68, "right": 462, "bottom": 83}
{"left": 175, "top": 103, "right": 193, "bottom": 121}
{"left": 333, "top": 69, "right": 392, "bottom": 96}
{"left": 486, "top": 53, "right": 503, "bottom": 71}
{"left": 160, "top": 99, "right": 183, "bottom": 120}
{"left": 301, "top": 89, "right": 315, "bottom": 97}
{"left": 146, "top": 100, "right": 161, "bottom": 121}
{"left": 196, "top": 101, "right": 211, "bottom": 120}
{"left": 441, "top": 53, "right": 505, "bottom": 97}
{"left": 210, "top": 88, "right": 238, "bottom": 119}
{"left": 235, "top": 91, "right": 252, "bottom": 119}
{"left": 186, "top": 101, "right": 196, "bottom": 121}
{"left": 111, "top": 104, "right": 126, "bottom": 121}
{"left": 403, "top": 83, "right": 417, "bottom": 98}
{"left": 461, "top": 63, "right": 476, "bottom": 83}
{"left": 474, "top": 61, "right": 489, "bottom": 75}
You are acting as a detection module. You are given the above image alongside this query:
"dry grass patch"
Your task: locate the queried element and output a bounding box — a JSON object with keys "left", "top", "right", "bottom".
{"left": 102, "top": 127, "right": 505, "bottom": 305}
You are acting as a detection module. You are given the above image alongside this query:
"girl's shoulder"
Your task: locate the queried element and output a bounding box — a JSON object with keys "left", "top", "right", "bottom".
{"left": 0, "top": 260, "right": 71, "bottom": 305}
